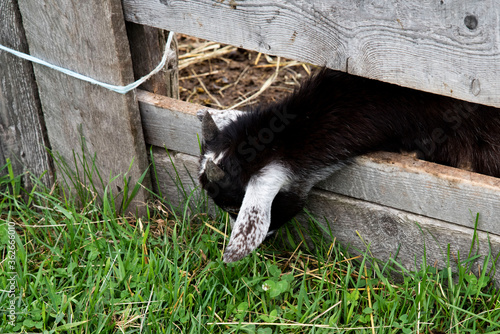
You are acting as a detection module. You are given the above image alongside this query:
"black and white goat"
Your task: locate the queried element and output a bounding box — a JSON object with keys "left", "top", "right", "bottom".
{"left": 198, "top": 69, "right": 500, "bottom": 263}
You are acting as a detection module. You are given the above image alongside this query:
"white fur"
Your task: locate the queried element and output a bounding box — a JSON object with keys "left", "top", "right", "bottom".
{"left": 198, "top": 108, "right": 245, "bottom": 177}
{"left": 199, "top": 151, "right": 226, "bottom": 176}
{"left": 197, "top": 108, "right": 245, "bottom": 130}
{"left": 223, "top": 163, "right": 291, "bottom": 262}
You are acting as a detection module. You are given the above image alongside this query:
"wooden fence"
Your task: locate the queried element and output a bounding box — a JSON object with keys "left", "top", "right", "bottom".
{"left": 1, "top": 0, "right": 499, "bottom": 282}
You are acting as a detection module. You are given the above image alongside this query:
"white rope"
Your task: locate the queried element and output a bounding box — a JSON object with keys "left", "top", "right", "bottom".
{"left": 0, "top": 31, "right": 174, "bottom": 95}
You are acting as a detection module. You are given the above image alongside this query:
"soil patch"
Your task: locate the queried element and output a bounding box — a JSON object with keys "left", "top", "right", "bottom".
{"left": 178, "top": 34, "right": 313, "bottom": 110}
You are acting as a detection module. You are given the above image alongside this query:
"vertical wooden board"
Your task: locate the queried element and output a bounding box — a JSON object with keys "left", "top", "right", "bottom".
{"left": 126, "top": 23, "right": 179, "bottom": 98}
{"left": 302, "top": 190, "right": 500, "bottom": 284}
{"left": 17, "top": 0, "right": 150, "bottom": 211}
{"left": 0, "top": 0, "right": 53, "bottom": 188}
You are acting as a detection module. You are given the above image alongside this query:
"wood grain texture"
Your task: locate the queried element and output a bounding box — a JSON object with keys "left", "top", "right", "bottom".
{"left": 0, "top": 0, "right": 53, "bottom": 188}
{"left": 301, "top": 190, "right": 500, "bottom": 284}
{"left": 138, "top": 89, "right": 204, "bottom": 155}
{"left": 150, "top": 147, "right": 216, "bottom": 212}
{"left": 151, "top": 148, "right": 500, "bottom": 284}
{"left": 137, "top": 90, "right": 500, "bottom": 235}
{"left": 320, "top": 152, "right": 500, "bottom": 236}
{"left": 126, "top": 23, "right": 179, "bottom": 98}
{"left": 123, "top": 0, "right": 500, "bottom": 107}
{"left": 150, "top": 147, "right": 198, "bottom": 206}
{"left": 17, "top": 0, "right": 151, "bottom": 212}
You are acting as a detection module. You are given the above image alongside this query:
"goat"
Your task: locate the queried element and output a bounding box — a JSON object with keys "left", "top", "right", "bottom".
{"left": 198, "top": 68, "right": 500, "bottom": 263}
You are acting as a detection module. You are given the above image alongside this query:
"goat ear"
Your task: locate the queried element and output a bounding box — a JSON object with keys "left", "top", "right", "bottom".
{"left": 201, "top": 112, "right": 220, "bottom": 141}
{"left": 206, "top": 159, "right": 225, "bottom": 182}
{"left": 197, "top": 109, "right": 208, "bottom": 122}
{"left": 198, "top": 108, "right": 246, "bottom": 130}
{"left": 223, "top": 164, "right": 289, "bottom": 263}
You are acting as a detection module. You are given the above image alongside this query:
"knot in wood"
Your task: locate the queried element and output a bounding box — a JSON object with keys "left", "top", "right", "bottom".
{"left": 470, "top": 78, "right": 481, "bottom": 96}
{"left": 464, "top": 15, "right": 478, "bottom": 30}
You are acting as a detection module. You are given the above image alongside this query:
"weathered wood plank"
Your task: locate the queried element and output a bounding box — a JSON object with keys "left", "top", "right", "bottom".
{"left": 137, "top": 90, "right": 500, "bottom": 235}
{"left": 138, "top": 90, "right": 202, "bottom": 156}
{"left": 150, "top": 147, "right": 216, "bottom": 212}
{"left": 0, "top": 0, "right": 53, "bottom": 188}
{"left": 301, "top": 190, "right": 500, "bottom": 284}
{"left": 123, "top": 0, "right": 500, "bottom": 107}
{"left": 319, "top": 152, "right": 500, "bottom": 236}
{"left": 126, "top": 23, "right": 180, "bottom": 98}
{"left": 152, "top": 148, "right": 500, "bottom": 284}
{"left": 17, "top": 0, "right": 150, "bottom": 212}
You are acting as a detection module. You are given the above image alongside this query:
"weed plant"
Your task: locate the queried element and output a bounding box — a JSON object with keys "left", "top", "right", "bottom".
{"left": 0, "top": 151, "right": 499, "bottom": 333}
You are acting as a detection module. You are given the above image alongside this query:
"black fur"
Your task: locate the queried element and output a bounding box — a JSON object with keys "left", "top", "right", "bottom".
{"left": 200, "top": 69, "right": 500, "bottom": 234}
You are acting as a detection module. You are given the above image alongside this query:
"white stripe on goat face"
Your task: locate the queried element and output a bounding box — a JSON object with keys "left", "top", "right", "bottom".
{"left": 199, "top": 151, "right": 226, "bottom": 177}
{"left": 223, "top": 162, "right": 291, "bottom": 263}
{"left": 198, "top": 108, "right": 245, "bottom": 176}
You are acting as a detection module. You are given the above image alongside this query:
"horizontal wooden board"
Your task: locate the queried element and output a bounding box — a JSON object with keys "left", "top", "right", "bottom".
{"left": 150, "top": 147, "right": 199, "bottom": 205}
{"left": 152, "top": 148, "right": 500, "bottom": 284}
{"left": 150, "top": 147, "right": 218, "bottom": 215}
{"left": 319, "top": 152, "right": 500, "bottom": 236}
{"left": 302, "top": 190, "right": 500, "bottom": 285}
{"left": 138, "top": 90, "right": 202, "bottom": 156}
{"left": 124, "top": 0, "right": 500, "bottom": 107}
{"left": 137, "top": 90, "right": 500, "bottom": 236}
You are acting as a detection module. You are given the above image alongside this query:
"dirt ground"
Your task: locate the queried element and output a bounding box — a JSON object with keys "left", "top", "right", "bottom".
{"left": 177, "top": 34, "right": 313, "bottom": 110}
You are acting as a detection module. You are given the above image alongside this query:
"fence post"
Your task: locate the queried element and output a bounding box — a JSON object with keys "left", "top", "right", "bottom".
{"left": 0, "top": 0, "right": 54, "bottom": 189}
{"left": 17, "top": 0, "right": 151, "bottom": 213}
{"left": 126, "top": 23, "right": 179, "bottom": 99}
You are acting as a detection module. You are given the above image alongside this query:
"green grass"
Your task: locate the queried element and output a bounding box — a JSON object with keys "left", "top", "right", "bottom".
{"left": 1, "top": 152, "right": 500, "bottom": 334}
